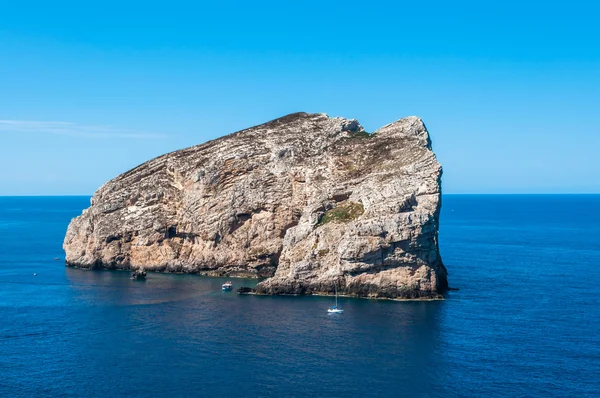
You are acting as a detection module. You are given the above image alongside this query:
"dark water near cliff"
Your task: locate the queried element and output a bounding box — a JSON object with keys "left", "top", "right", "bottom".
{"left": 1, "top": 195, "right": 599, "bottom": 397}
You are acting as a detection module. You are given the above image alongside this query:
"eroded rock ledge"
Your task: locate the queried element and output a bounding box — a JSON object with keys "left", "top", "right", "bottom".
{"left": 64, "top": 112, "right": 447, "bottom": 299}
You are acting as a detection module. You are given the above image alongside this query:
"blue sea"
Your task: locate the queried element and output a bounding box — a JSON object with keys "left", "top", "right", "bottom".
{"left": 1, "top": 195, "right": 599, "bottom": 397}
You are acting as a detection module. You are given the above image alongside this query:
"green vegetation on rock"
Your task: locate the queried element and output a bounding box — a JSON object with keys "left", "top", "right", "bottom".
{"left": 317, "top": 202, "right": 364, "bottom": 226}
{"left": 317, "top": 249, "right": 329, "bottom": 257}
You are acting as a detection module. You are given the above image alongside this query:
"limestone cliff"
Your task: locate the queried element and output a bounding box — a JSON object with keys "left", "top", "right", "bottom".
{"left": 64, "top": 112, "right": 447, "bottom": 299}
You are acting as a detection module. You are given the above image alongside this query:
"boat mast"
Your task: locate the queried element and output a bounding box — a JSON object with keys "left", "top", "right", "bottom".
{"left": 335, "top": 283, "right": 338, "bottom": 307}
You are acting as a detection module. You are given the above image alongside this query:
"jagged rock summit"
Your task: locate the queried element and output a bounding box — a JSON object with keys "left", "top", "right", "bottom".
{"left": 64, "top": 112, "right": 447, "bottom": 299}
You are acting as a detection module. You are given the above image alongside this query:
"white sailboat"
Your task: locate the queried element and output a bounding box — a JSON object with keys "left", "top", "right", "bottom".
{"left": 327, "top": 283, "right": 344, "bottom": 313}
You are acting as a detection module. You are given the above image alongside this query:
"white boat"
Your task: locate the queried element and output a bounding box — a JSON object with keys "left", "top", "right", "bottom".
{"left": 222, "top": 281, "right": 233, "bottom": 291}
{"left": 327, "top": 283, "right": 344, "bottom": 313}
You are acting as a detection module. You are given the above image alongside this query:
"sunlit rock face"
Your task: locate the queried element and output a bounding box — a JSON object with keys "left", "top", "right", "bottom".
{"left": 64, "top": 112, "right": 447, "bottom": 299}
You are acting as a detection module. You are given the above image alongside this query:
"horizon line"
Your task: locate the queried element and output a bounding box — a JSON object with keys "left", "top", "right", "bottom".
{"left": 1, "top": 193, "right": 600, "bottom": 198}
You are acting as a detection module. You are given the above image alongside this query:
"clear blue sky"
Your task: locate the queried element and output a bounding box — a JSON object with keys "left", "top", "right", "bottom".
{"left": 1, "top": 0, "right": 598, "bottom": 195}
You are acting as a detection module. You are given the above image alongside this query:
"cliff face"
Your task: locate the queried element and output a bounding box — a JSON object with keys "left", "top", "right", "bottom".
{"left": 64, "top": 112, "right": 447, "bottom": 299}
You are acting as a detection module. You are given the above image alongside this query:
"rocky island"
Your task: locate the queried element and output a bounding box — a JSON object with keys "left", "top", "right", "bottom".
{"left": 64, "top": 112, "right": 447, "bottom": 299}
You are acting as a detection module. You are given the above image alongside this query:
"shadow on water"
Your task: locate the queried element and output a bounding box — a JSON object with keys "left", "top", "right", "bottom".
{"left": 64, "top": 267, "right": 261, "bottom": 306}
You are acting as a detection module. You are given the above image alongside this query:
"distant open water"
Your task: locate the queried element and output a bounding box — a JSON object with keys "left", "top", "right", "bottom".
{"left": 0, "top": 195, "right": 599, "bottom": 397}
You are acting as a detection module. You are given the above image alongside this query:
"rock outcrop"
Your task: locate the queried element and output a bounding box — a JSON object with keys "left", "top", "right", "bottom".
{"left": 64, "top": 112, "right": 447, "bottom": 299}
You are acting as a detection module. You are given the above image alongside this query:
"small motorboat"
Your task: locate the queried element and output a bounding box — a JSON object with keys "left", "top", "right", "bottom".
{"left": 131, "top": 269, "right": 147, "bottom": 280}
{"left": 222, "top": 281, "right": 233, "bottom": 291}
